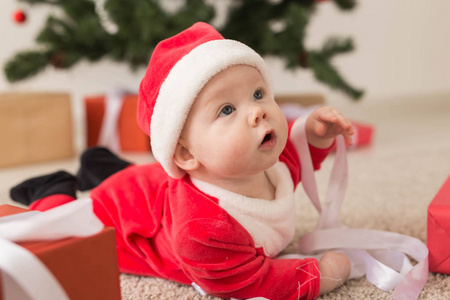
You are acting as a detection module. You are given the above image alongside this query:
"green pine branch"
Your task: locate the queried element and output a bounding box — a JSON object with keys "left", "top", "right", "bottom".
{"left": 4, "top": 51, "right": 50, "bottom": 82}
{"left": 17, "top": 0, "right": 58, "bottom": 4}
{"left": 334, "top": 0, "right": 357, "bottom": 10}
{"left": 308, "top": 37, "right": 363, "bottom": 99}
{"left": 5, "top": 0, "right": 364, "bottom": 100}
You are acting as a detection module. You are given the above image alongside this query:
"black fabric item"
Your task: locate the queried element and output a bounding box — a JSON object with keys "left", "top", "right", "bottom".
{"left": 10, "top": 171, "right": 77, "bottom": 206}
{"left": 76, "top": 147, "right": 132, "bottom": 191}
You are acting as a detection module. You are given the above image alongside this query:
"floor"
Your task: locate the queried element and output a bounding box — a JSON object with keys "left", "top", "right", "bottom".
{"left": 1, "top": 93, "right": 450, "bottom": 299}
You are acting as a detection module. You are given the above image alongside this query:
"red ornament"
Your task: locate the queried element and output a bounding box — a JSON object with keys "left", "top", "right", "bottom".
{"left": 13, "top": 10, "right": 27, "bottom": 24}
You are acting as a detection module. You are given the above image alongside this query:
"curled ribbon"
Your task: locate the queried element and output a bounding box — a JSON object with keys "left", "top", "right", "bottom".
{"left": 288, "top": 117, "right": 429, "bottom": 299}
{"left": 0, "top": 198, "right": 104, "bottom": 300}
{"left": 97, "top": 87, "right": 126, "bottom": 153}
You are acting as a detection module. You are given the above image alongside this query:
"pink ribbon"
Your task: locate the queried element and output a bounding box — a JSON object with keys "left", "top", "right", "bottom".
{"left": 290, "top": 117, "right": 429, "bottom": 299}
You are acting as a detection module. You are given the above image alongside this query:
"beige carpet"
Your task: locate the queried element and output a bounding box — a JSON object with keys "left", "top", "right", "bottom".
{"left": 1, "top": 95, "right": 449, "bottom": 299}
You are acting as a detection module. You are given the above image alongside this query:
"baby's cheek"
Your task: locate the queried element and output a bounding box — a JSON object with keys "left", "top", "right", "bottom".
{"left": 230, "top": 149, "right": 248, "bottom": 167}
{"left": 278, "top": 116, "right": 289, "bottom": 146}
{"left": 229, "top": 136, "right": 251, "bottom": 157}
{"left": 215, "top": 143, "right": 248, "bottom": 170}
{"left": 217, "top": 143, "right": 244, "bottom": 163}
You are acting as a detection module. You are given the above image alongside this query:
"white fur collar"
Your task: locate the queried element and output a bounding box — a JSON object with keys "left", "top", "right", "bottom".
{"left": 191, "top": 162, "right": 296, "bottom": 257}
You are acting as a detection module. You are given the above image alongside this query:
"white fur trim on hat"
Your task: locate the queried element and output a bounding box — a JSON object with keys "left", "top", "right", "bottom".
{"left": 151, "top": 39, "right": 273, "bottom": 178}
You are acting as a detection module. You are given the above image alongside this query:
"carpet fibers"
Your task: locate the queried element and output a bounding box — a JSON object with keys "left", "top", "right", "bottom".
{"left": 1, "top": 95, "right": 449, "bottom": 299}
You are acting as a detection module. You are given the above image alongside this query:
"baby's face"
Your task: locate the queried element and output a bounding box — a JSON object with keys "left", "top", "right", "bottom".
{"left": 181, "top": 65, "right": 288, "bottom": 179}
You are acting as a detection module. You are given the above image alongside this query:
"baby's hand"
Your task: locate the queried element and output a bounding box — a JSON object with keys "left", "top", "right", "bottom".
{"left": 305, "top": 106, "right": 354, "bottom": 149}
{"left": 318, "top": 251, "right": 351, "bottom": 295}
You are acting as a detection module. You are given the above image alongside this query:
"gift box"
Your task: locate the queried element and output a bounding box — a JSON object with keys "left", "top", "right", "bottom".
{"left": 0, "top": 93, "right": 74, "bottom": 168}
{"left": 428, "top": 175, "right": 450, "bottom": 274}
{"left": 0, "top": 204, "right": 121, "bottom": 300}
{"left": 85, "top": 94, "right": 150, "bottom": 152}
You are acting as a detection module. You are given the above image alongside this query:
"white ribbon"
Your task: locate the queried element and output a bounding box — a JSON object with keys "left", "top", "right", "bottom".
{"left": 97, "top": 88, "right": 126, "bottom": 153}
{"left": 0, "top": 198, "right": 104, "bottom": 300}
{"left": 290, "top": 117, "right": 429, "bottom": 299}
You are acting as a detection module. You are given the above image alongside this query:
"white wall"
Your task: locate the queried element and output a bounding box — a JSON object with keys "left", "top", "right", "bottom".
{"left": 1, "top": 0, "right": 450, "bottom": 149}
{"left": 269, "top": 0, "right": 450, "bottom": 102}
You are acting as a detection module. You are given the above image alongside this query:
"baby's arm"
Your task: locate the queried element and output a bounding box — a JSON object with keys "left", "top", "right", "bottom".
{"left": 318, "top": 251, "right": 351, "bottom": 295}
{"left": 175, "top": 218, "right": 322, "bottom": 300}
{"left": 305, "top": 106, "right": 354, "bottom": 149}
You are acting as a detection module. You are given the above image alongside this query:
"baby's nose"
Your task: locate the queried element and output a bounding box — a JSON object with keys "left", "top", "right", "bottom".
{"left": 249, "top": 106, "right": 266, "bottom": 127}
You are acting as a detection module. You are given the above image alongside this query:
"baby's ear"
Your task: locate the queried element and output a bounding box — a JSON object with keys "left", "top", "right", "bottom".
{"left": 173, "top": 140, "right": 200, "bottom": 172}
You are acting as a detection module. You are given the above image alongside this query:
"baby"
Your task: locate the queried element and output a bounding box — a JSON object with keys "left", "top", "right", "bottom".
{"left": 11, "top": 22, "right": 353, "bottom": 299}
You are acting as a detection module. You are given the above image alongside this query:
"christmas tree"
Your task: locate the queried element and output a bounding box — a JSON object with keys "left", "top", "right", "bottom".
{"left": 5, "top": 0, "right": 363, "bottom": 99}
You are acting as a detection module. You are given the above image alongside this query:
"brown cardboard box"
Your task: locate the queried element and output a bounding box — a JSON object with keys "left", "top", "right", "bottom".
{"left": 0, "top": 205, "right": 121, "bottom": 300}
{"left": 0, "top": 93, "right": 74, "bottom": 168}
{"left": 275, "top": 94, "right": 325, "bottom": 106}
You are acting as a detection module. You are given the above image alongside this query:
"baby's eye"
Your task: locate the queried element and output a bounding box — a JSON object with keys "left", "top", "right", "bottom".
{"left": 253, "top": 89, "right": 263, "bottom": 100}
{"left": 218, "top": 105, "right": 235, "bottom": 117}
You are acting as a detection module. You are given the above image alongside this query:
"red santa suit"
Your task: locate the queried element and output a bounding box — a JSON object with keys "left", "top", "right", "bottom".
{"left": 89, "top": 131, "right": 331, "bottom": 300}
{"left": 26, "top": 22, "right": 333, "bottom": 300}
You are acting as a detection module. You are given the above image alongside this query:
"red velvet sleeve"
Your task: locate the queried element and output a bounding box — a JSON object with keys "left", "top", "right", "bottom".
{"left": 174, "top": 218, "right": 320, "bottom": 300}
{"left": 279, "top": 120, "right": 334, "bottom": 187}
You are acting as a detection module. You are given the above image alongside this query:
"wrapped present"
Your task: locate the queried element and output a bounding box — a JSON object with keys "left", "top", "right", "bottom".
{"left": 0, "top": 93, "right": 74, "bottom": 168}
{"left": 428, "top": 175, "right": 450, "bottom": 273}
{"left": 85, "top": 91, "right": 150, "bottom": 152}
{"left": 0, "top": 201, "right": 121, "bottom": 300}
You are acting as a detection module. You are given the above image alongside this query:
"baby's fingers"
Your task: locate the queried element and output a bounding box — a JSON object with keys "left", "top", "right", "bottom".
{"left": 337, "top": 114, "right": 353, "bottom": 131}
{"left": 342, "top": 127, "right": 354, "bottom": 146}
{"left": 316, "top": 107, "right": 340, "bottom": 124}
{"left": 336, "top": 118, "right": 354, "bottom": 146}
{"left": 324, "top": 108, "right": 354, "bottom": 145}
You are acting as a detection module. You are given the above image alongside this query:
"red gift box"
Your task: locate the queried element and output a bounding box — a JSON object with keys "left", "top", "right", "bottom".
{"left": 85, "top": 94, "right": 150, "bottom": 152}
{"left": 428, "top": 175, "right": 450, "bottom": 273}
{"left": 0, "top": 205, "right": 121, "bottom": 300}
{"left": 333, "top": 120, "right": 374, "bottom": 150}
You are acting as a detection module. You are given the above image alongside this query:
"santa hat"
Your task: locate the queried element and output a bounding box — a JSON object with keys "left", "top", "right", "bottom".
{"left": 137, "top": 22, "right": 272, "bottom": 178}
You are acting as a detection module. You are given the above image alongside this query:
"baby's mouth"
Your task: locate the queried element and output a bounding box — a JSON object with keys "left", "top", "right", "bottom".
{"left": 259, "top": 130, "right": 277, "bottom": 150}
{"left": 261, "top": 133, "right": 272, "bottom": 145}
